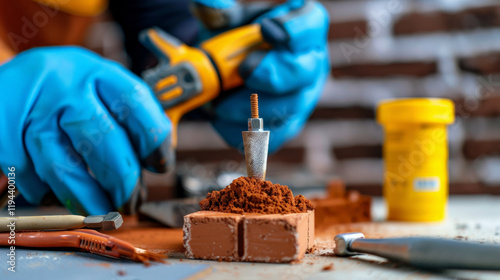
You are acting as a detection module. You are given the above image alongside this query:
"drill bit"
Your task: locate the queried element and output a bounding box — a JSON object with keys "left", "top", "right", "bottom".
{"left": 242, "top": 94, "right": 270, "bottom": 180}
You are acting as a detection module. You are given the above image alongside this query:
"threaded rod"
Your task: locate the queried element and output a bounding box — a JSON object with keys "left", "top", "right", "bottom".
{"left": 251, "top": 94, "right": 259, "bottom": 118}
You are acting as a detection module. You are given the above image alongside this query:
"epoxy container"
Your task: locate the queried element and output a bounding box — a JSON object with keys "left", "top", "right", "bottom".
{"left": 377, "top": 98, "right": 455, "bottom": 221}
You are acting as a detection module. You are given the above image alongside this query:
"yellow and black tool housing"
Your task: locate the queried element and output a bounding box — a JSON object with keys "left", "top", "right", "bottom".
{"left": 141, "top": 24, "right": 269, "bottom": 147}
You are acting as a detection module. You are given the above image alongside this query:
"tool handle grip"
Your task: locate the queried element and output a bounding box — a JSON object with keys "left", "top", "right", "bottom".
{"left": 0, "top": 215, "right": 85, "bottom": 232}
{"left": 352, "top": 237, "right": 500, "bottom": 270}
{"left": 139, "top": 27, "right": 185, "bottom": 64}
{"left": 0, "top": 231, "right": 83, "bottom": 248}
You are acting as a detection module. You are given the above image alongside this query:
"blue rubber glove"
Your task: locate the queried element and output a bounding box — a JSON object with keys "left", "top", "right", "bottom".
{"left": 193, "top": 0, "right": 330, "bottom": 152}
{"left": 0, "top": 47, "right": 171, "bottom": 215}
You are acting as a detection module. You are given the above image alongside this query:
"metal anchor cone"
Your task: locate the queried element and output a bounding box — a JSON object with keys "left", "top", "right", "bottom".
{"left": 242, "top": 130, "right": 269, "bottom": 181}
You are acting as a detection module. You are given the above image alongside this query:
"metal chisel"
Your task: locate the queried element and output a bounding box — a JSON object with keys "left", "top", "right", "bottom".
{"left": 335, "top": 232, "right": 500, "bottom": 270}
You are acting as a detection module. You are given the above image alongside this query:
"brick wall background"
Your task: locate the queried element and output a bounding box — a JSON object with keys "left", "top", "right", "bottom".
{"left": 85, "top": 0, "right": 500, "bottom": 196}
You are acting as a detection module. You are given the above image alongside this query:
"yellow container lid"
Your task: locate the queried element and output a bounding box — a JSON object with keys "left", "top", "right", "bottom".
{"left": 377, "top": 98, "right": 455, "bottom": 124}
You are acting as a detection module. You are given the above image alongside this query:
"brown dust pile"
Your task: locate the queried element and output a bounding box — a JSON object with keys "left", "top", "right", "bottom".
{"left": 199, "top": 176, "right": 314, "bottom": 214}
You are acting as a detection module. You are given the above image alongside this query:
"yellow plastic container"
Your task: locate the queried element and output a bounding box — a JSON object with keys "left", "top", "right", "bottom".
{"left": 377, "top": 98, "right": 454, "bottom": 222}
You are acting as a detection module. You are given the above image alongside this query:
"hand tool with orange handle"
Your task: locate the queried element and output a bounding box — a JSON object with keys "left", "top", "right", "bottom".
{"left": 0, "top": 229, "right": 167, "bottom": 264}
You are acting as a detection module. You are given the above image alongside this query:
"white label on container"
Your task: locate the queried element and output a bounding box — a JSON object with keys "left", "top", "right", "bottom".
{"left": 413, "top": 177, "right": 440, "bottom": 192}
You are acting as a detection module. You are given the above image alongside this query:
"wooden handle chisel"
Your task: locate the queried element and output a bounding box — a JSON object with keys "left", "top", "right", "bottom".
{"left": 0, "top": 212, "right": 122, "bottom": 232}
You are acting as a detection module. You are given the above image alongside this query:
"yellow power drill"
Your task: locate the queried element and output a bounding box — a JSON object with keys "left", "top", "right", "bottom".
{"left": 138, "top": 1, "right": 309, "bottom": 173}
{"left": 140, "top": 24, "right": 268, "bottom": 149}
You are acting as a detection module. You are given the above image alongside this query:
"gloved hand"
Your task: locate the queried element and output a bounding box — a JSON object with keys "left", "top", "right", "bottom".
{"left": 0, "top": 46, "right": 171, "bottom": 215}
{"left": 192, "top": 0, "right": 330, "bottom": 152}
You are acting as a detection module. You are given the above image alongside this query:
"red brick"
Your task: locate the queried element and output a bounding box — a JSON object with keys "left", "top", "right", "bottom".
{"left": 332, "top": 144, "right": 382, "bottom": 160}
{"left": 393, "top": 11, "right": 450, "bottom": 36}
{"left": 310, "top": 106, "right": 375, "bottom": 120}
{"left": 331, "top": 62, "right": 437, "bottom": 78}
{"left": 329, "top": 20, "right": 368, "bottom": 40}
{"left": 393, "top": 5, "right": 500, "bottom": 36}
{"left": 462, "top": 139, "right": 500, "bottom": 159}
{"left": 455, "top": 96, "right": 500, "bottom": 117}
{"left": 459, "top": 53, "right": 500, "bottom": 75}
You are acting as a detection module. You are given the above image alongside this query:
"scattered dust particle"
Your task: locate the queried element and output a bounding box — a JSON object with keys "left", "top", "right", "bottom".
{"left": 454, "top": 236, "right": 464, "bottom": 239}
{"left": 65, "top": 252, "right": 75, "bottom": 255}
{"left": 390, "top": 263, "right": 401, "bottom": 268}
{"left": 117, "top": 270, "right": 126, "bottom": 276}
{"left": 84, "top": 263, "right": 111, "bottom": 268}
{"left": 179, "top": 259, "right": 183, "bottom": 262}
{"left": 307, "top": 262, "right": 314, "bottom": 265}
{"left": 218, "top": 257, "right": 222, "bottom": 262}
{"left": 322, "top": 264, "right": 334, "bottom": 271}
{"left": 307, "top": 246, "right": 317, "bottom": 254}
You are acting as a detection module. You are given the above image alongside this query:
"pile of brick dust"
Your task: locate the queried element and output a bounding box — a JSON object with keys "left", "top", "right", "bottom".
{"left": 199, "top": 176, "right": 314, "bottom": 214}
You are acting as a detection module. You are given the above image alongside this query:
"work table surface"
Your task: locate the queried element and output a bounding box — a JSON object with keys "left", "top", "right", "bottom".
{"left": 2, "top": 195, "right": 500, "bottom": 280}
